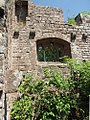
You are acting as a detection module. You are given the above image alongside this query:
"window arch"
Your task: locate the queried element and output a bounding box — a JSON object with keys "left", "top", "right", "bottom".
{"left": 37, "top": 38, "right": 72, "bottom": 62}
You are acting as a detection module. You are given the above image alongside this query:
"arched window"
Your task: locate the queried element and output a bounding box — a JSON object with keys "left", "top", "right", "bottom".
{"left": 37, "top": 38, "right": 71, "bottom": 62}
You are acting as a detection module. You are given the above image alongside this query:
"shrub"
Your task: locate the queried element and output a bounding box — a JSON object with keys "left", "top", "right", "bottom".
{"left": 10, "top": 60, "right": 90, "bottom": 120}
{"left": 67, "top": 18, "right": 77, "bottom": 25}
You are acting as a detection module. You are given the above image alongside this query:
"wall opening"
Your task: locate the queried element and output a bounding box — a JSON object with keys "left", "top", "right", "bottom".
{"left": 37, "top": 38, "right": 71, "bottom": 62}
{"left": 0, "top": 8, "right": 4, "bottom": 26}
{"left": 15, "top": 0, "right": 28, "bottom": 25}
{"left": 82, "top": 34, "right": 87, "bottom": 42}
{"left": 0, "top": 90, "right": 3, "bottom": 99}
{"left": 13, "top": 31, "right": 19, "bottom": 39}
{"left": 0, "top": 8, "right": 4, "bottom": 18}
{"left": 29, "top": 31, "right": 35, "bottom": 39}
{"left": 71, "top": 33, "right": 76, "bottom": 42}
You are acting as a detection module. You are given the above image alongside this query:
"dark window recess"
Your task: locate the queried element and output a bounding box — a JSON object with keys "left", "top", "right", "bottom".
{"left": 82, "top": 60, "right": 86, "bottom": 62}
{"left": 0, "top": 90, "right": 3, "bottom": 99}
{"left": 0, "top": 8, "right": 4, "bottom": 18}
{"left": 29, "top": 31, "right": 35, "bottom": 39}
{"left": 71, "top": 33, "right": 76, "bottom": 42}
{"left": 13, "top": 31, "right": 19, "bottom": 39}
{"left": 37, "top": 38, "right": 72, "bottom": 62}
{"left": 15, "top": 0, "right": 28, "bottom": 24}
{"left": 82, "top": 34, "right": 87, "bottom": 42}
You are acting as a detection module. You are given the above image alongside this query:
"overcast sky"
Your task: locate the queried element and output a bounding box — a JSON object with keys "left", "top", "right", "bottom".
{"left": 33, "top": 0, "right": 90, "bottom": 21}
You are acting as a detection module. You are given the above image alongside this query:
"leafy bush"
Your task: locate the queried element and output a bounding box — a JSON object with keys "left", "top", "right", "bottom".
{"left": 67, "top": 60, "right": 90, "bottom": 119}
{"left": 67, "top": 18, "right": 77, "bottom": 25}
{"left": 10, "top": 60, "right": 90, "bottom": 120}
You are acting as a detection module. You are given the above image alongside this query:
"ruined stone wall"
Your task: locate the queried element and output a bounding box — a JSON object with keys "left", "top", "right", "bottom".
{"left": 0, "top": 20, "right": 6, "bottom": 120}
{"left": 6, "top": 0, "right": 64, "bottom": 70}
{"left": 5, "top": 1, "right": 65, "bottom": 119}
{"left": 0, "top": 0, "right": 5, "bottom": 8}
{"left": 0, "top": 30, "right": 4, "bottom": 120}
{"left": 75, "top": 13, "right": 90, "bottom": 24}
{"left": 6, "top": 0, "right": 90, "bottom": 73}
{"left": 0, "top": 0, "right": 89, "bottom": 119}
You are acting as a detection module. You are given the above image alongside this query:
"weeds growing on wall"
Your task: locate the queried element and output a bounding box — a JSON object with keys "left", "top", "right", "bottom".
{"left": 10, "top": 59, "right": 90, "bottom": 120}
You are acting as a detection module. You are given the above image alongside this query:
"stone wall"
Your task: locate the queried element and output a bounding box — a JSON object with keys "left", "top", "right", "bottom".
{"left": 6, "top": 0, "right": 90, "bottom": 72}
{"left": 0, "top": 0, "right": 5, "bottom": 8}
{"left": 75, "top": 13, "right": 90, "bottom": 25}
{"left": 0, "top": 0, "right": 89, "bottom": 119}
{"left": 0, "top": 19, "right": 6, "bottom": 120}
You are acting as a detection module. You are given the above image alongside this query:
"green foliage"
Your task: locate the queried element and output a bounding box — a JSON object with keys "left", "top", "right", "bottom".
{"left": 11, "top": 60, "right": 90, "bottom": 120}
{"left": 67, "top": 18, "right": 77, "bottom": 25}
{"left": 11, "top": 71, "right": 73, "bottom": 120}
{"left": 59, "top": 56, "right": 69, "bottom": 63}
{"left": 67, "top": 59, "right": 90, "bottom": 119}
{"left": 67, "top": 59, "right": 90, "bottom": 97}
{"left": 38, "top": 44, "right": 63, "bottom": 62}
{"left": 11, "top": 95, "right": 32, "bottom": 120}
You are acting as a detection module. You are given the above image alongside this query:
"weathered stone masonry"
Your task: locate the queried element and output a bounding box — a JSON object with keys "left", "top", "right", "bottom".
{"left": 0, "top": 0, "right": 90, "bottom": 119}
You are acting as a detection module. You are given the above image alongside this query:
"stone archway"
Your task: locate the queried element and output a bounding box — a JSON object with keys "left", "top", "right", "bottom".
{"left": 36, "top": 38, "right": 72, "bottom": 62}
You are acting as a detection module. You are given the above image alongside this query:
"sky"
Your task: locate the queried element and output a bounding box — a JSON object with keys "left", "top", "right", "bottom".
{"left": 33, "top": 0, "right": 90, "bottom": 21}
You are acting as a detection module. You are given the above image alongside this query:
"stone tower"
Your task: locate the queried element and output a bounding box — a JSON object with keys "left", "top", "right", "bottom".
{"left": 0, "top": 0, "right": 90, "bottom": 119}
